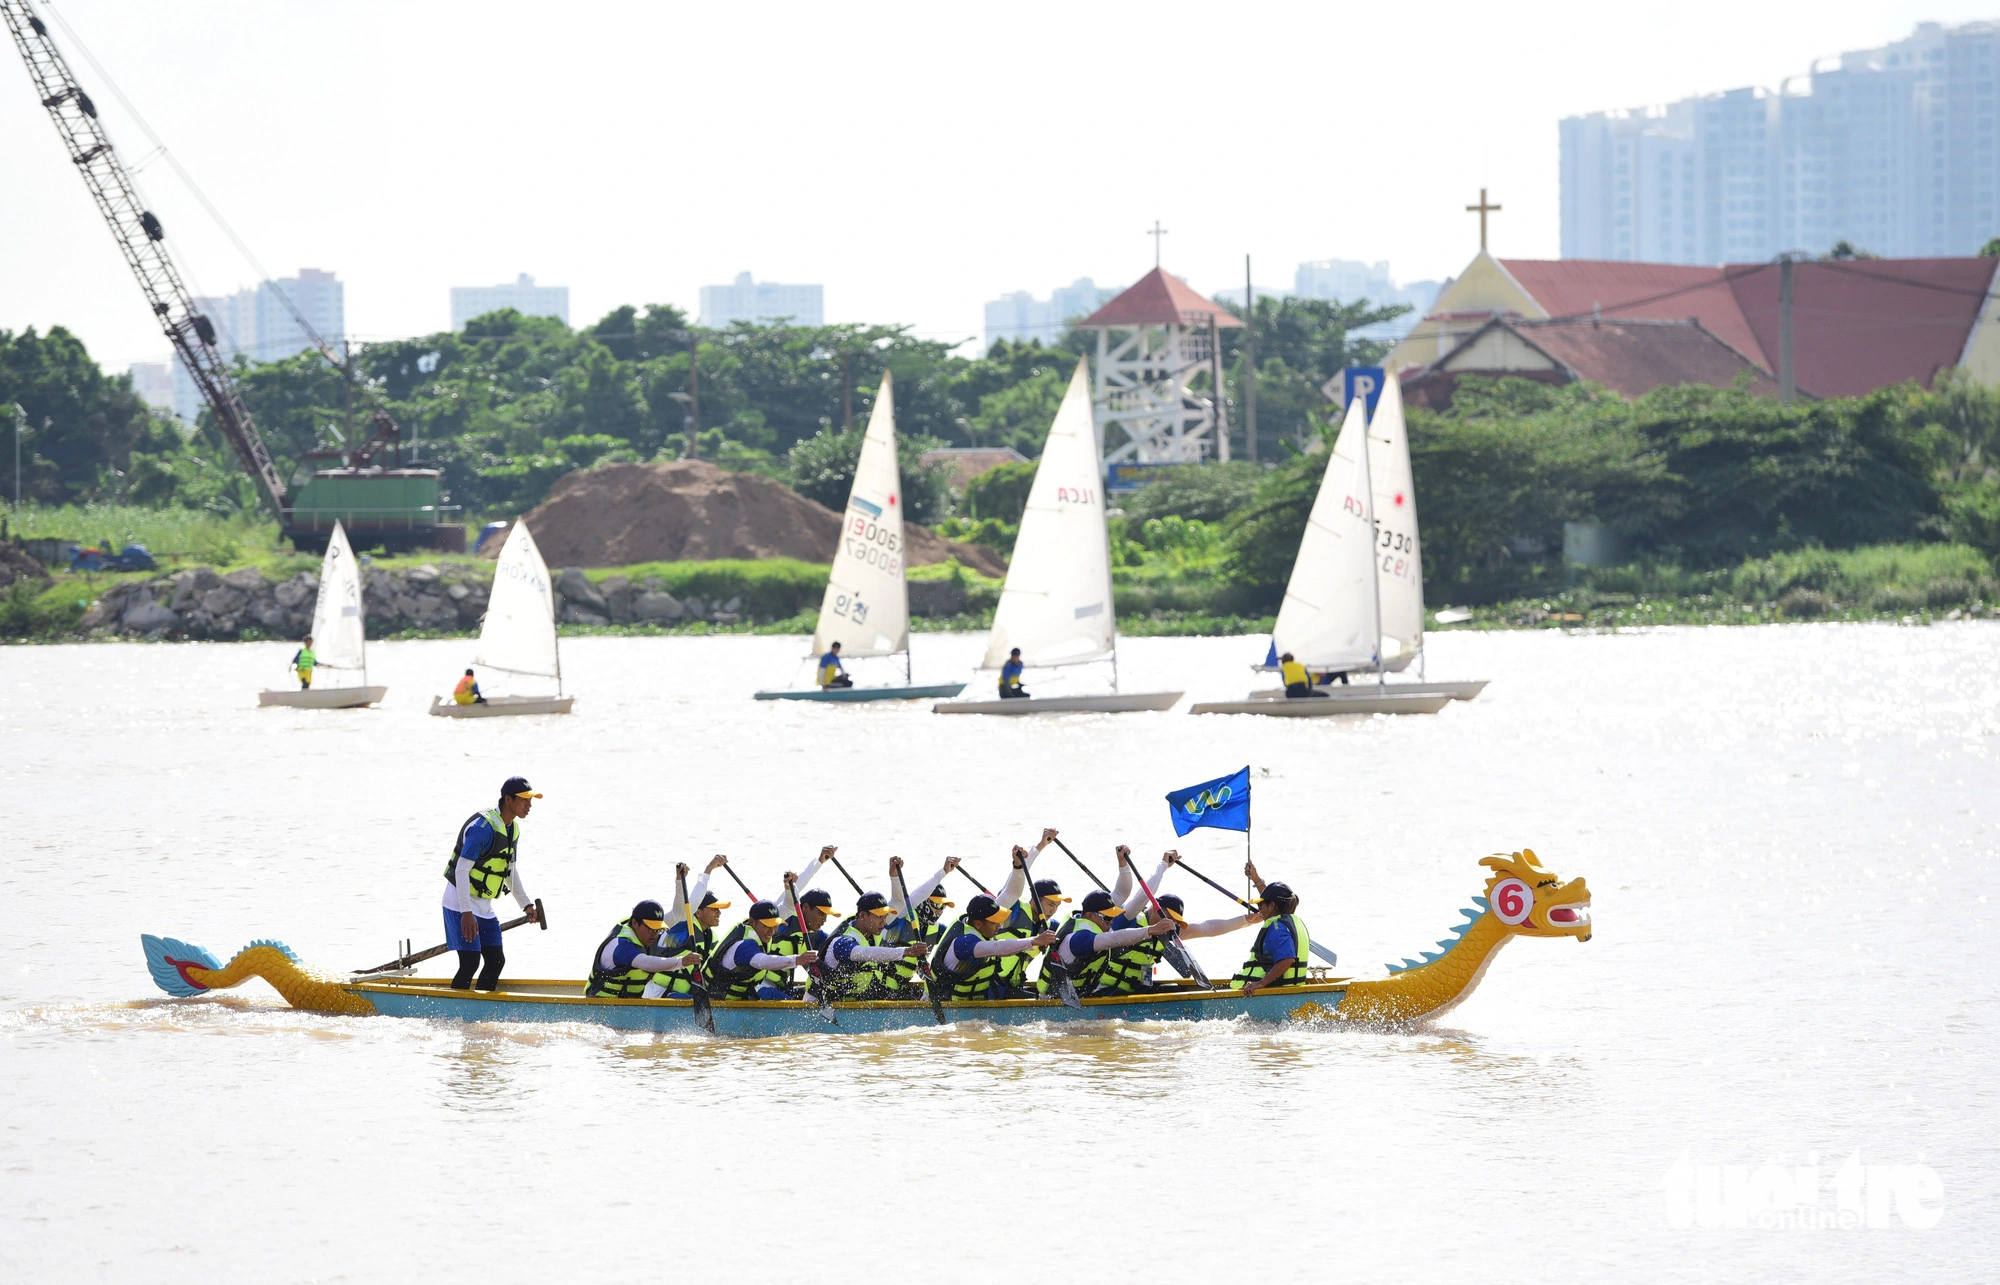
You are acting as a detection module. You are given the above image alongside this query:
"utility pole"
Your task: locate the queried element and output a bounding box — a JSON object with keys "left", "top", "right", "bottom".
{"left": 1777, "top": 254, "right": 1796, "bottom": 406}
{"left": 12, "top": 402, "right": 23, "bottom": 509}
{"left": 341, "top": 339, "right": 354, "bottom": 463}
{"left": 1207, "top": 314, "right": 1230, "bottom": 462}
{"left": 1243, "top": 254, "right": 1257, "bottom": 464}
{"left": 687, "top": 331, "right": 701, "bottom": 457}
{"left": 841, "top": 352, "right": 854, "bottom": 432}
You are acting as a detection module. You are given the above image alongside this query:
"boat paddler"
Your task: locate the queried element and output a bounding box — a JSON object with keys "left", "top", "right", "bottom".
{"left": 929, "top": 894, "right": 1058, "bottom": 1000}
{"left": 584, "top": 899, "right": 702, "bottom": 998}
{"left": 818, "top": 641, "right": 854, "bottom": 689}
{"left": 823, "top": 891, "right": 931, "bottom": 999}
{"left": 1233, "top": 860, "right": 1313, "bottom": 996}
{"left": 646, "top": 856, "right": 731, "bottom": 998}
{"left": 1046, "top": 888, "right": 1177, "bottom": 992}
{"left": 290, "top": 636, "right": 316, "bottom": 690}
{"left": 708, "top": 899, "right": 822, "bottom": 999}
{"left": 998, "top": 647, "right": 1029, "bottom": 699}
{"left": 453, "top": 668, "right": 485, "bottom": 706}
{"left": 884, "top": 855, "right": 957, "bottom": 994}
{"left": 441, "top": 776, "right": 543, "bottom": 991}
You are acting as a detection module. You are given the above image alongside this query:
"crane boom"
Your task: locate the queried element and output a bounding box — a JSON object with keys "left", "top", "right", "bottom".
{"left": 3, "top": 0, "right": 289, "bottom": 518}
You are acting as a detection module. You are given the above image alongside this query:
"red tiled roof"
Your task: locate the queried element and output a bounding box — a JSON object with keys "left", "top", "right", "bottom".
{"left": 1078, "top": 267, "right": 1244, "bottom": 329}
{"left": 1499, "top": 259, "right": 1770, "bottom": 366}
{"left": 1724, "top": 258, "right": 1997, "bottom": 398}
{"left": 1507, "top": 317, "right": 1782, "bottom": 398}
{"left": 1487, "top": 256, "right": 1998, "bottom": 396}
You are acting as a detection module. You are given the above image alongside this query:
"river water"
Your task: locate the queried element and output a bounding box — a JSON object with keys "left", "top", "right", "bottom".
{"left": 3, "top": 625, "right": 1995, "bottom": 1280}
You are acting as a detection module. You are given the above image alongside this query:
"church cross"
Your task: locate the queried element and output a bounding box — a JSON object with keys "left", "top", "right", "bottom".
{"left": 1465, "top": 188, "right": 1501, "bottom": 250}
{"left": 1148, "top": 220, "right": 1167, "bottom": 267}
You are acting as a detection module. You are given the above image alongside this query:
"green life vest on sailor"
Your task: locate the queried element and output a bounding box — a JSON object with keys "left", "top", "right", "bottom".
{"left": 708, "top": 921, "right": 790, "bottom": 1000}
{"left": 1090, "top": 912, "right": 1170, "bottom": 994}
{"left": 441, "top": 809, "right": 518, "bottom": 902}
{"left": 930, "top": 914, "right": 1010, "bottom": 1001}
{"left": 826, "top": 915, "right": 895, "bottom": 998}
{"left": 584, "top": 920, "right": 652, "bottom": 999}
{"left": 652, "top": 920, "right": 713, "bottom": 996}
{"left": 295, "top": 645, "right": 317, "bottom": 676}
{"left": 1233, "top": 913, "right": 1312, "bottom": 988}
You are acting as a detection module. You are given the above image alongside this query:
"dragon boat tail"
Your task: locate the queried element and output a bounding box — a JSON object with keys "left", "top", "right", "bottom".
{"left": 138, "top": 850, "right": 1589, "bottom": 1034}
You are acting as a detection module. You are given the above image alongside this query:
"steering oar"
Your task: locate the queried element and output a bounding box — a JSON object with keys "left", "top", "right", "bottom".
{"left": 1170, "top": 855, "right": 1339, "bottom": 968}
{"left": 357, "top": 900, "right": 545, "bottom": 975}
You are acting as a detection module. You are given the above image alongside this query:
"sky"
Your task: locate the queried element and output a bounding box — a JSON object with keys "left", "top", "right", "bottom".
{"left": 4, "top": 0, "right": 1998, "bottom": 371}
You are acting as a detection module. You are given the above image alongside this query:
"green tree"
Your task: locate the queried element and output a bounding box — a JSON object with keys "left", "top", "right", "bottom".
{"left": 785, "top": 423, "right": 955, "bottom": 525}
{"left": 0, "top": 326, "right": 175, "bottom": 504}
{"left": 964, "top": 460, "right": 1038, "bottom": 522}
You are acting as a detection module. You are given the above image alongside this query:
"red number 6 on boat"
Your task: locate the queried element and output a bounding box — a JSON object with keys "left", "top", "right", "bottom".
{"left": 1492, "top": 878, "right": 1533, "bottom": 926}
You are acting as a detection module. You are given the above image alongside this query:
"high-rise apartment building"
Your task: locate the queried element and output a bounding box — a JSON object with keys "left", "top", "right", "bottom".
{"left": 450, "top": 274, "right": 570, "bottom": 331}
{"left": 171, "top": 268, "right": 344, "bottom": 421}
{"left": 1563, "top": 21, "right": 2000, "bottom": 263}
{"left": 1292, "top": 261, "right": 1444, "bottom": 341}
{"left": 982, "top": 278, "right": 1121, "bottom": 351}
{"left": 698, "top": 272, "right": 823, "bottom": 328}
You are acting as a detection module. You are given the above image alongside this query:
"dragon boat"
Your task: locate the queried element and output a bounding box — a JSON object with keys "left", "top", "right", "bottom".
{"left": 139, "top": 850, "right": 1589, "bottom": 1037}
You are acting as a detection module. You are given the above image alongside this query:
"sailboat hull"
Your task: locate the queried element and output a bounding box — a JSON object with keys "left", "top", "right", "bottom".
{"left": 934, "top": 691, "right": 1184, "bottom": 715}
{"left": 428, "top": 694, "right": 574, "bottom": 718}
{"left": 1190, "top": 690, "right": 1451, "bottom": 716}
{"left": 1247, "top": 679, "right": 1488, "bottom": 702}
{"left": 257, "top": 686, "right": 387, "bottom": 709}
{"left": 755, "top": 683, "right": 964, "bottom": 703}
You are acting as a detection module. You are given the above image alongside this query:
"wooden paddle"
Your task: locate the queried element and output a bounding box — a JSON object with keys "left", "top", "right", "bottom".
{"left": 678, "top": 869, "right": 716, "bottom": 1033}
{"left": 1018, "top": 849, "right": 1082, "bottom": 1010}
{"left": 1169, "top": 855, "right": 1339, "bottom": 967}
{"left": 892, "top": 863, "right": 949, "bottom": 1026}
{"left": 356, "top": 899, "right": 545, "bottom": 975}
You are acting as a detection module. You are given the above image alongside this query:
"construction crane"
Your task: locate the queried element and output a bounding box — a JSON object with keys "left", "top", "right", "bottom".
{"left": 3, "top": 0, "right": 457, "bottom": 551}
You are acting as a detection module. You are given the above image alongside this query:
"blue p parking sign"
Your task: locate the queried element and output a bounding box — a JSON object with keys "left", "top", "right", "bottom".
{"left": 1332, "top": 366, "right": 1385, "bottom": 416}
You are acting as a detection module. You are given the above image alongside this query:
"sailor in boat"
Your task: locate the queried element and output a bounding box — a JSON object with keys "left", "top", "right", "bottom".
{"left": 1278, "top": 652, "right": 1329, "bottom": 699}
{"left": 884, "top": 855, "right": 959, "bottom": 995}
{"left": 584, "top": 900, "right": 704, "bottom": 998}
{"left": 442, "top": 777, "right": 543, "bottom": 991}
{"left": 290, "top": 636, "right": 316, "bottom": 690}
{"left": 453, "top": 668, "right": 486, "bottom": 706}
{"left": 998, "top": 647, "right": 1029, "bottom": 699}
{"left": 822, "top": 891, "right": 932, "bottom": 999}
{"left": 817, "top": 641, "right": 854, "bottom": 690}
{"left": 928, "top": 894, "right": 1058, "bottom": 1001}
{"left": 646, "top": 857, "right": 731, "bottom": 999}
{"left": 1232, "top": 861, "right": 1312, "bottom": 997}
{"left": 1042, "top": 888, "right": 1177, "bottom": 994}
{"left": 708, "top": 900, "right": 822, "bottom": 1000}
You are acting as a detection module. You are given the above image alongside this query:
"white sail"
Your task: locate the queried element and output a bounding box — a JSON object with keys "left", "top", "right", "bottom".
{"left": 308, "top": 520, "right": 366, "bottom": 673}
{"left": 1270, "top": 396, "right": 1379, "bottom": 672}
{"left": 1368, "top": 374, "right": 1424, "bottom": 665}
{"left": 811, "top": 370, "right": 909, "bottom": 658}
{"left": 982, "top": 360, "right": 1115, "bottom": 669}
{"left": 474, "top": 518, "right": 560, "bottom": 679}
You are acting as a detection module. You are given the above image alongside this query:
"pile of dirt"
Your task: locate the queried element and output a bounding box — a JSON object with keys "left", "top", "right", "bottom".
{"left": 515, "top": 460, "right": 1007, "bottom": 575}
{"left": 0, "top": 540, "right": 52, "bottom": 590}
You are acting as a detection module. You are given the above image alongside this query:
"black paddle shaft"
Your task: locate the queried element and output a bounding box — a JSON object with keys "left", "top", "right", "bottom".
{"left": 1169, "top": 855, "right": 1256, "bottom": 910}
{"left": 679, "top": 870, "right": 716, "bottom": 1033}
{"left": 718, "top": 863, "right": 761, "bottom": 904}
{"left": 357, "top": 899, "right": 547, "bottom": 975}
{"left": 825, "top": 852, "right": 866, "bottom": 896}
{"left": 1049, "top": 837, "right": 1111, "bottom": 893}
{"left": 1018, "top": 855, "right": 1081, "bottom": 1010}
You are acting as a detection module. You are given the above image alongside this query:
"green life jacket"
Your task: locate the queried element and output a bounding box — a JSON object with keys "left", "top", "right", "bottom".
{"left": 1039, "top": 911, "right": 1109, "bottom": 994}
{"left": 991, "top": 899, "right": 1046, "bottom": 989}
{"left": 441, "top": 810, "right": 518, "bottom": 902}
{"left": 708, "top": 921, "right": 790, "bottom": 1000}
{"left": 295, "top": 646, "right": 317, "bottom": 672}
{"left": 652, "top": 920, "right": 714, "bottom": 996}
{"left": 584, "top": 920, "right": 652, "bottom": 999}
{"left": 884, "top": 906, "right": 945, "bottom": 993}
{"left": 1090, "top": 912, "right": 1169, "bottom": 994}
{"left": 826, "top": 915, "right": 895, "bottom": 999}
{"left": 929, "top": 915, "right": 1010, "bottom": 1001}
{"left": 1233, "top": 914, "right": 1312, "bottom": 988}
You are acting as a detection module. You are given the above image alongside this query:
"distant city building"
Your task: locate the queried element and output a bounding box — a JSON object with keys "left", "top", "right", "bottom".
{"left": 172, "top": 267, "right": 344, "bottom": 421}
{"left": 450, "top": 273, "right": 570, "bottom": 331}
{"left": 982, "top": 278, "right": 1122, "bottom": 352}
{"left": 1563, "top": 20, "right": 2000, "bottom": 263}
{"left": 128, "top": 362, "right": 174, "bottom": 417}
{"left": 699, "top": 272, "right": 823, "bottom": 328}
{"left": 1292, "top": 261, "right": 1445, "bottom": 341}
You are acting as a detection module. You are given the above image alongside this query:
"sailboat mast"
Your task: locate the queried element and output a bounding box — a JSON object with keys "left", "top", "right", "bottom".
{"left": 1360, "top": 398, "right": 1386, "bottom": 693}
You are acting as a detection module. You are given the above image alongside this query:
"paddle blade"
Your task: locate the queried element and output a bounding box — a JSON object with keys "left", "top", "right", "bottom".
{"left": 1163, "top": 937, "right": 1210, "bottom": 988}
{"left": 1309, "top": 942, "right": 1339, "bottom": 967}
{"left": 1057, "top": 974, "right": 1082, "bottom": 1010}
{"left": 690, "top": 981, "right": 715, "bottom": 1032}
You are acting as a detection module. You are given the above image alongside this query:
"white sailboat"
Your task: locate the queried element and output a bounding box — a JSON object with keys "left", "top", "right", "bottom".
{"left": 429, "top": 517, "right": 574, "bottom": 717}
{"left": 755, "top": 372, "right": 964, "bottom": 703}
{"left": 259, "top": 520, "right": 386, "bottom": 708}
{"left": 1192, "top": 389, "right": 1450, "bottom": 717}
{"left": 937, "top": 361, "right": 1181, "bottom": 715}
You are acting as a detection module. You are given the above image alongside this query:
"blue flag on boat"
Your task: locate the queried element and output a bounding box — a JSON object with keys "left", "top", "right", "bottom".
{"left": 1166, "top": 766, "right": 1251, "bottom": 836}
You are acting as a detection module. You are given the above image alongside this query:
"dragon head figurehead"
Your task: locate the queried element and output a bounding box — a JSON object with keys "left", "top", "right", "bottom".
{"left": 1479, "top": 849, "right": 1591, "bottom": 943}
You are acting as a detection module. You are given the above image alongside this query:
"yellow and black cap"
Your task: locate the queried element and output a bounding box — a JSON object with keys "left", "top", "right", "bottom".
{"left": 501, "top": 776, "right": 543, "bottom": 799}
{"left": 855, "top": 891, "right": 894, "bottom": 915}
{"left": 748, "top": 900, "right": 784, "bottom": 925}
{"left": 1080, "top": 889, "right": 1121, "bottom": 916}
{"left": 632, "top": 899, "right": 667, "bottom": 929}
{"left": 799, "top": 889, "right": 836, "bottom": 913}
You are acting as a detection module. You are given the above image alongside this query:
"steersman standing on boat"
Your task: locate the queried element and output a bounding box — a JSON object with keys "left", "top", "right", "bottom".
{"left": 442, "top": 777, "right": 544, "bottom": 991}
